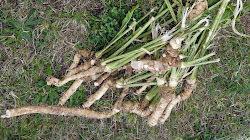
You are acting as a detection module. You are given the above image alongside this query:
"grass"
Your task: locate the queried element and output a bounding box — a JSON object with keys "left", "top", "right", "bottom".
{"left": 0, "top": 0, "right": 249, "bottom": 139}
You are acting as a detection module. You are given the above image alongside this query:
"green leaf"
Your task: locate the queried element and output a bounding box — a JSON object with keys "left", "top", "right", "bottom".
{"left": 33, "top": 95, "right": 41, "bottom": 105}
{"left": 24, "top": 33, "right": 32, "bottom": 42}
{"left": 112, "top": 4, "right": 139, "bottom": 41}
{"left": 164, "top": 0, "right": 177, "bottom": 23}
{"left": 10, "top": 20, "right": 22, "bottom": 29}
{"left": 46, "top": 64, "right": 54, "bottom": 75}
{"left": 211, "top": 64, "right": 227, "bottom": 79}
{"left": 42, "top": 94, "right": 48, "bottom": 104}
{"left": 4, "top": 37, "right": 14, "bottom": 44}
{"left": 38, "top": 80, "right": 45, "bottom": 87}
{"left": 49, "top": 93, "right": 54, "bottom": 104}
{"left": 25, "top": 14, "right": 38, "bottom": 26}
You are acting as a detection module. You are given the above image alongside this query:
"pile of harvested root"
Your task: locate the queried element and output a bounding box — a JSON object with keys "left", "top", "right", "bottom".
{"left": 2, "top": 0, "right": 247, "bottom": 127}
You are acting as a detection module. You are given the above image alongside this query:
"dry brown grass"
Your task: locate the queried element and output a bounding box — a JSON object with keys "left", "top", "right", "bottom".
{"left": 0, "top": 0, "right": 249, "bottom": 139}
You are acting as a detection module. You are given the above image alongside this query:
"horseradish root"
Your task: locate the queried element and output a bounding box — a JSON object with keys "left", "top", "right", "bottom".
{"left": 147, "top": 85, "right": 175, "bottom": 127}
{"left": 58, "top": 79, "right": 84, "bottom": 105}
{"left": 1, "top": 105, "right": 115, "bottom": 119}
{"left": 47, "top": 65, "right": 105, "bottom": 87}
{"left": 160, "top": 79, "right": 197, "bottom": 123}
{"left": 83, "top": 78, "right": 114, "bottom": 108}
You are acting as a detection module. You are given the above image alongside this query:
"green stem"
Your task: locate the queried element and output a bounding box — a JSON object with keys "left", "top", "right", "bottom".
{"left": 182, "top": 29, "right": 204, "bottom": 53}
{"left": 164, "top": 0, "right": 177, "bottom": 23}
{"left": 204, "top": 0, "right": 229, "bottom": 50}
{"left": 126, "top": 73, "right": 154, "bottom": 85}
{"left": 105, "top": 43, "right": 164, "bottom": 72}
{"left": 104, "top": 38, "right": 162, "bottom": 66}
{"left": 125, "top": 71, "right": 148, "bottom": 82}
{"left": 123, "top": 82, "right": 157, "bottom": 87}
{"left": 110, "top": 17, "right": 155, "bottom": 58}
{"left": 183, "top": 59, "right": 220, "bottom": 68}
{"left": 149, "top": 93, "right": 161, "bottom": 109}
{"left": 95, "top": 21, "right": 137, "bottom": 58}
{"left": 137, "top": 9, "right": 155, "bottom": 24}
{"left": 145, "top": 85, "right": 159, "bottom": 101}
{"left": 182, "top": 52, "right": 215, "bottom": 67}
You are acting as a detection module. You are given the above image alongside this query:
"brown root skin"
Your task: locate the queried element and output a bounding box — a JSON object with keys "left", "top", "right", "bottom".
{"left": 94, "top": 72, "right": 110, "bottom": 86}
{"left": 132, "top": 54, "right": 181, "bottom": 73}
{"left": 67, "top": 53, "right": 81, "bottom": 70}
{"left": 58, "top": 79, "right": 84, "bottom": 105}
{"left": 83, "top": 78, "right": 114, "bottom": 108}
{"left": 122, "top": 101, "right": 151, "bottom": 117}
{"left": 47, "top": 65, "right": 105, "bottom": 87}
{"left": 188, "top": 0, "right": 208, "bottom": 20}
{"left": 166, "top": 44, "right": 179, "bottom": 58}
{"left": 112, "top": 87, "right": 130, "bottom": 112}
{"left": 78, "top": 49, "right": 91, "bottom": 58}
{"left": 1, "top": 105, "right": 115, "bottom": 119}
{"left": 147, "top": 85, "right": 175, "bottom": 127}
{"left": 66, "top": 61, "right": 92, "bottom": 77}
{"left": 67, "top": 49, "right": 91, "bottom": 72}
{"left": 160, "top": 81, "right": 197, "bottom": 124}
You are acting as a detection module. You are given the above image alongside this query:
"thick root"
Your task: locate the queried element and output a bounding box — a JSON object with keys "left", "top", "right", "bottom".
{"left": 94, "top": 72, "right": 110, "bottom": 87}
{"left": 160, "top": 80, "right": 197, "bottom": 124}
{"left": 58, "top": 79, "right": 84, "bottom": 105}
{"left": 123, "top": 101, "right": 151, "bottom": 117}
{"left": 83, "top": 78, "right": 114, "bottom": 108}
{"left": 188, "top": 0, "right": 208, "bottom": 20}
{"left": 112, "top": 87, "right": 130, "bottom": 112}
{"left": 135, "top": 76, "right": 155, "bottom": 95}
{"left": 166, "top": 44, "right": 179, "bottom": 58}
{"left": 78, "top": 49, "right": 91, "bottom": 58}
{"left": 67, "top": 49, "right": 91, "bottom": 71}
{"left": 131, "top": 55, "right": 181, "bottom": 73}
{"left": 47, "top": 65, "right": 105, "bottom": 87}
{"left": 1, "top": 105, "right": 114, "bottom": 119}
{"left": 66, "top": 61, "right": 92, "bottom": 77}
{"left": 67, "top": 53, "right": 81, "bottom": 70}
{"left": 147, "top": 86, "right": 175, "bottom": 127}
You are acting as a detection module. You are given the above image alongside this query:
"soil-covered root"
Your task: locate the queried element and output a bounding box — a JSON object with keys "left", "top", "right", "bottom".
{"left": 188, "top": 0, "right": 208, "bottom": 20}
{"left": 67, "top": 49, "right": 91, "bottom": 72}
{"left": 166, "top": 44, "right": 179, "bottom": 57}
{"left": 58, "top": 79, "right": 84, "bottom": 105}
{"left": 147, "top": 85, "right": 175, "bottom": 127}
{"left": 135, "top": 75, "right": 155, "bottom": 95}
{"left": 160, "top": 80, "right": 197, "bottom": 123}
{"left": 47, "top": 65, "right": 105, "bottom": 87}
{"left": 1, "top": 105, "right": 114, "bottom": 119}
{"left": 83, "top": 78, "right": 114, "bottom": 108}
{"left": 122, "top": 101, "right": 151, "bottom": 117}
{"left": 131, "top": 53, "right": 181, "bottom": 73}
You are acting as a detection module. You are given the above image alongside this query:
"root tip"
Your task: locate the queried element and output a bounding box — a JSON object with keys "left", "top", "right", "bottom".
{"left": 1, "top": 110, "right": 10, "bottom": 118}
